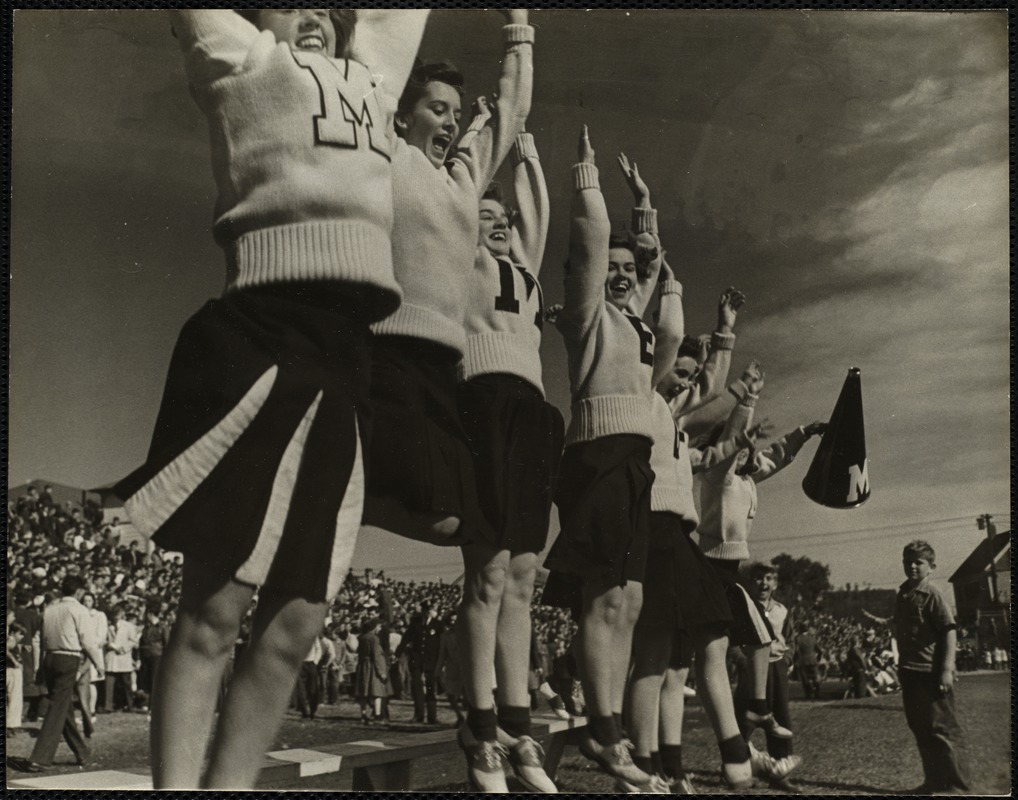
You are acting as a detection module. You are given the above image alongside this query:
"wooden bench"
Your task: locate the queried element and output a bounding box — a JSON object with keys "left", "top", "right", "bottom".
{"left": 8, "top": 714, "right": 588, "bottom": 792}
{"left": 261, "top": 713, "right": 589, "bottom": 790}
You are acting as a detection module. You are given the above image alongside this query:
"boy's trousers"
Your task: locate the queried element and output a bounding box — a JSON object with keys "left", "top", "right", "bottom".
{"left": 899, "top": 668, "right": 969, "bottom": 791}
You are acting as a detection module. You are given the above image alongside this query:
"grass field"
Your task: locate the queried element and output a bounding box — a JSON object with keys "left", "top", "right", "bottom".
{"left": 6, "top": 672, "right": 1010, "bottom": 794}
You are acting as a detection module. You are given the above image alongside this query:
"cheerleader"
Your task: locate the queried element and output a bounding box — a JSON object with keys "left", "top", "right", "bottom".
{"left": 455, "top": 131, "right": 563, "bottom": 792}
{"left": 696, "top": 370, "right": 826, "bottom": 777}
{"left": 542, "top": 127, "right": 677, "bottom": 793}
{"left": 362, "top": 10, "right": 535, "bottom": 556}
{"left": 113, "top": 10, "right": 427, "bottom": 788}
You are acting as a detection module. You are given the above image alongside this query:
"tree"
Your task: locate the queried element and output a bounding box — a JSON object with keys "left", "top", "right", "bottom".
{"left": 770, "top": 553, "right": 832, "bottom": 609}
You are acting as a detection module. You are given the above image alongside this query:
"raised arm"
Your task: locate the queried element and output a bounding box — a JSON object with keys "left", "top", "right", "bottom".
{"left": 618, "top": 153, "right": 663, "bottom": 316}
{"left": 650, "top": 256, "right": 684, "bottom": 390}
{"left": 169, "top": 10, "right": 261, "bottom": 84}
{"left": 696, "top": 363, "right": 771, "bottom": 479}
{"left": 672, "top": 288, "right": 743, "bottom": 419}
{"left": 751, "top": 420, "right": 827, "bottom": 483}
{"left": 508, "top": 132, "right": 550, "bottom": 275}
{"left": 559, "top": 126, "right": 610, "bottom": 333}
{"left": 350, "top": 10, "right": 430, "bottom": 109}
{"left": 697, "top": 394, "right": 758, "bottom": 485}
{"left": 457, "top": 11, "right": 534, "bottom": 197}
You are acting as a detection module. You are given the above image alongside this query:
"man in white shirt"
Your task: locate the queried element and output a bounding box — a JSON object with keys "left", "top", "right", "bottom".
{"left": 19, "top": 576, "right": 104, "bottom": 772}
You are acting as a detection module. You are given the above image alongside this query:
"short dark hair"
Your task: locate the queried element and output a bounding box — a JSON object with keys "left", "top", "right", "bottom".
{"left": 747, "top": 561, "right": 778, "bottom": 581}
{"left": 397, "top": 60, "right": 465, "bottom": 119}
{"left": 608, "top": 232, "right": 635, "bottom": 254}
{"left": 677, "top": 335, "right": 703, "bottom": 360}
{"left": 60, "top": 574, "right": 87, "bottom": 597}
{"left": 903, "top": 539, "right": 936, "bottom": 566}
{"left": 482, "top": 182, "right": 504, "bottom": 205}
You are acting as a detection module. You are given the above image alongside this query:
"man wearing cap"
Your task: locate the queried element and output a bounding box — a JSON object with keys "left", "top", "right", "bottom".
{"left": 18, "top": 574, "right": 104, "bottom": 772}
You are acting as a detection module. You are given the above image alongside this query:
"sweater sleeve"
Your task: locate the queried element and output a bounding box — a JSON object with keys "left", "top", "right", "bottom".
{"left": 651, "top": 279, "right": 684, "bottom": 390}
{"left": 456, "top": 24, "right": 534, "bottom": 199}
{"left": 627, "top": 208, "right": 663, "bottom": 318}
{"left": 350, "top": 10, "right": 430, "bottom": 113}
{"left": 169, "top": 10, "right": 261, "bottom": 84}
{"left": 700, "top": 397, "right": 755, "bottom": 485}
{"left": 751, "top": 426, "right": 809, "bottom": 483}
{"left": 672, "top": 330, "right": 735, "bottom": 419}
{"left": 560, "top": 163, "right": 610, "bottom": 333}
{"left": 508, "top": 133, "right": 549, "bottom": 276}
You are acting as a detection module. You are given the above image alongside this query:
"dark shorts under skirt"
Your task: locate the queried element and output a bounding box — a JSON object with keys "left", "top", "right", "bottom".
{"left": 457, "top": 374, "right": 564, "bottom": 554}
{"left": 541, "top": 435, "right": 653, "bottom": 615}
{"left": 114, "top": 285, "right": 372, "bottom": 603}
{"left": 707, "top": 558, "right": 775, "bottom": 647}
{"left": 361, "top": 336, "right": 488, "bottom": 546}
{"left": 637, "top": 512, "right": 733, "bottom": 632}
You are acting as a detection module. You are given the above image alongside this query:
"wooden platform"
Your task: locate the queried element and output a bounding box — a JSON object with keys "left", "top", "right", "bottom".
{"left": 7, "top": 714, "right": 588, "bottom": 791}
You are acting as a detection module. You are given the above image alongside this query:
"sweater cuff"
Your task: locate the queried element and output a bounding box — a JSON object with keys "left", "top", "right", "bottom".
{"left": 740, "top": 392, "right": 759, "bottom": 409}
{"left": 631, "top": 207, "right": 658, "bottom": 234}
{"left": 504, "top": 23, "right": 535, "bottom": 45}
{"left": 711, "top": 331, "right": 735, "bottom": 351}
{"left": 729, "top": 378, "right": 749, "bottom": 401}
{"left": 511, "top": 132, "right": 538, "bottom": 165}
{"left": 573, "top": 163, "right": 600, "bottom": 191}
{"left": 660, "top": 279, "right": 683, "bottom": 297}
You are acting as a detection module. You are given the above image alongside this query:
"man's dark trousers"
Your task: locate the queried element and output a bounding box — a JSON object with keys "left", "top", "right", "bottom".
{"left": 30, "top": 653, "right": 89, "bottom": 766}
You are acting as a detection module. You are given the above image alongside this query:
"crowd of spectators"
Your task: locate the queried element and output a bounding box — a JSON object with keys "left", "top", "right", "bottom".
{"left": 6, "top": 486, "right": 1007, "bottom": 732}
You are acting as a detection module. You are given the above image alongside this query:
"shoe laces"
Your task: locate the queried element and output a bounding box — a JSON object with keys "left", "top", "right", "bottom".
{"left": 513, "top": 735, "right": 546, "bottom": 766}
{"left": 476, "top": 741, "right": 509, "bottom": 771}
{"left": 608, "top": 742, "right": 636, "bottom": 767}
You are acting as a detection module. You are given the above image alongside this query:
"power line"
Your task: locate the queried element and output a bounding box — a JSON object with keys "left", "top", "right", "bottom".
{"left": 760, "top": 516, "right": 980, "bottom": 545}
{"left": 758, "top": 525, "right": 978, "bottom": 550}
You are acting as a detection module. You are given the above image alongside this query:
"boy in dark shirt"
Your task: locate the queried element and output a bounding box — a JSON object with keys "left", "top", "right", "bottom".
{"left": 892, "top": 539, "right": 969, "bottom": 794}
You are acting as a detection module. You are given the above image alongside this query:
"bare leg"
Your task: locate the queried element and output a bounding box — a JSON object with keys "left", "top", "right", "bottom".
{"left": 659, "top": 666, "right": 689, "bottom": 746}
{"left": 744, "top": 644, "right": 770, "bottom": 701}
{"left": 494, "top": 551, "right": 538, "bottom": 710}
{"left": 628, "top": 626, "right": 670, "bottom": 757}
{"left": 691, "top": 627, "right": 741, "bottom": 741}
{"left": 611, "top": 582, "right": 643, "bottom": 716}
{"left": 578, "top": 581, "right": 625, "bottom": 720}
{"left": 202, "top": 592, "right": 328, "bottom": 789}
{"left": 150, "top": 563, "right": 254, "bottom": 789}
{"left": 459, "top": 544, "right": 508, "bottom": 711}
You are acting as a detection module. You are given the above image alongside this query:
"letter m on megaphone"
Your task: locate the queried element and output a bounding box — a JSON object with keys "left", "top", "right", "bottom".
{"left": 847, "top": 461, "right": 869, "bottom": 504}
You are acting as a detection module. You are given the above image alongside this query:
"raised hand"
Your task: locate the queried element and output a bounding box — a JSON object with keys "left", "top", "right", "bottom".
{"left": 544, "top": 303, "right": 564, "bottom": 325}
{"left": 578, "top": 125, "right": 595, "bottom": 165}
{"left": 616, "top": 152, "right": 650, "bottom": 205}
{"left": 633, "top": 232, "right": 659, "bottom": 276}
{"left": 472, "top": 95, "right": 494, "bottom": 125}
{"left": 717, "top": 287, "right": 746, "bottom": 332}
{"left": 740, "top": 360, "right": 762, "bottom": 384}
{"left": 804, "top": 421, "right": 829, "bottom": 438}
{"left": 745, "top": 365, "right": 765, "bottom": 396}
{"left": 747, "top": 417, "right": 773, "bottom": 442}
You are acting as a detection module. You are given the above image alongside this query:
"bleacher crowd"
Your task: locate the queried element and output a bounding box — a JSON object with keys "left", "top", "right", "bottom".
{"left": 5, "top": 486, "right": 1005, "bottom": 735}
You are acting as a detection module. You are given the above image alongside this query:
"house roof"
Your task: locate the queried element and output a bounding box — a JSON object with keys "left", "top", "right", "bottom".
{"left": 949, "top": 531, "right": 1011, "bottom": 583}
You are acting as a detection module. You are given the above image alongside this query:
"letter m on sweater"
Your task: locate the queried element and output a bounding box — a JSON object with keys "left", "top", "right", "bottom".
{"left": 296, "top": 54, "right": 390, "bottom": 161}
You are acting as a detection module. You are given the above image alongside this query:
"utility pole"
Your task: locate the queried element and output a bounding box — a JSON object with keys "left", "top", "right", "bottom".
{"left": 975, "top": 514, "right": 1000, "bottom": 608}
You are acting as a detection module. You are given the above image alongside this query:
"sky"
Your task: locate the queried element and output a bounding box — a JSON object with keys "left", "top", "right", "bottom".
{"left": 9, "top": 9, "right": 1010, "bottom": 593}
